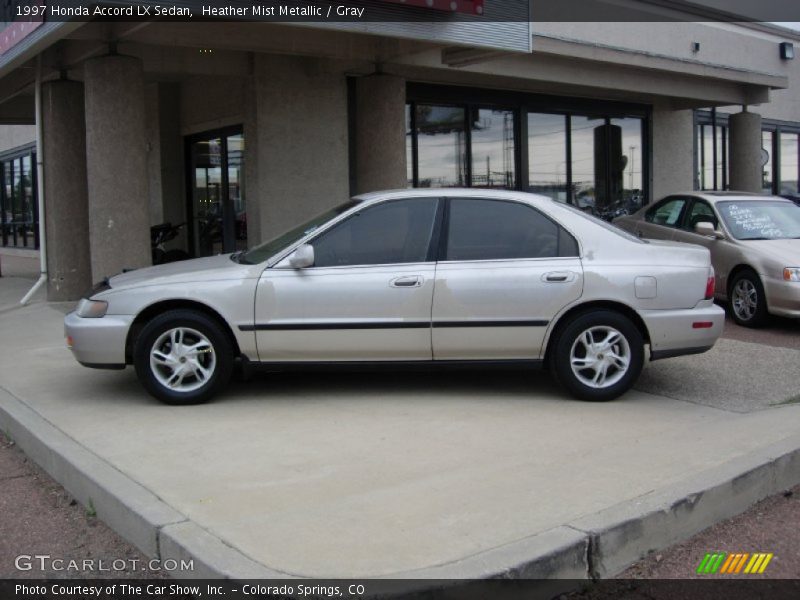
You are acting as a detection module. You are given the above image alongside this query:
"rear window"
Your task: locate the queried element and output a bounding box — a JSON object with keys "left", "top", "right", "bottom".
{"left": 555, "top": 201, "right": 645, "bottom": 244}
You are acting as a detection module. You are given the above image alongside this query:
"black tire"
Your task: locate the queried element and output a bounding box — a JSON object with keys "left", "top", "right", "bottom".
{"left": 133, "top": 309, "right": 234, "bottom": 404}
{"left": 550, "top": 310, "right": 644, "bottom": 402}
{"left": 728, "top": 270, "right": 768, "bottom": 328}
{"left": 162, "top": 249, "right": 190, "bottom": 264}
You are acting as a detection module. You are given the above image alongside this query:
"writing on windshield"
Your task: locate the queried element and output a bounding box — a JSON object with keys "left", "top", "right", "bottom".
{"left": 717, "top": 201, "right": 800, "bottom": 240}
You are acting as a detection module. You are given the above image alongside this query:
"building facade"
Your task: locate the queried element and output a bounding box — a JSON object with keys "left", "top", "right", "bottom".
{"left": 1, "top": 5, "right": 799, "bottom": 300}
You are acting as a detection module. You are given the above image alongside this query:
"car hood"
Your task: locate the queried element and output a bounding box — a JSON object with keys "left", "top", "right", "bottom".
{"left": 108, "top": 254, "right": 257, "bottom": 290}
{"left": 740, "top": 239, "right": 800, "bottom": 265}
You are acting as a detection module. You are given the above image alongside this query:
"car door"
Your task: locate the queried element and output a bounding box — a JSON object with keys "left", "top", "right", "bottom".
{"left": 254, "top": 197, "right": 440, "bottom": 361}
{"left": 634, "top": 196, "right": 689, "bottom": 240}
{"left": 671, "top": 197, "right": 727, "bottom": 291}
{"left": 431, "top": 197, "right": 583, "bottom": 360}
{"left": 672, "top": 197, "right": 719, "bottom": 248}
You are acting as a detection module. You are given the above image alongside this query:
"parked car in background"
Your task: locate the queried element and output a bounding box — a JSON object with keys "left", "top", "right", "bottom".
{"left": 65, "top": 189, "right": 724, "bottom": 405}
{"left": 614, "top": 193, "right": 800, "bottom": 327}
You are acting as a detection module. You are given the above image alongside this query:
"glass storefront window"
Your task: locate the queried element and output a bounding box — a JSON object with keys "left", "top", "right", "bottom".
{"left": 405, "top": 105, "right": 413, "bottom": 188}
{"left": 405, "top": 92, "right": 648, "bottom": 217}
{"left": 415, "top": 104, "right": 467, "bottom": 188}
{"left": 188, "top": 128, "right": 245, "bottom": 257}
{"left": 570, "top": 116, "right": 599, "bottom": 213}
{"left": 0, "top": 150, "right": 38, "bottom": 249}
{"left": 762, "top": 130, "right": 774, "bottom": 194}
{"left": 227, "top": 133, "right": 246, "bottom": 252}
{"left": 471, "top": 108, "right": 515, "bottom": 189}
{"left": 700, "top": 124, "right": 714, "bottom": 190}
{"left": 527, "top": 113, "right": 567, "bottom": 202}
{"left": 611, "top": 117, "right": 645, "bottom": 216}
{"left": 780, "top": 132, "right": 799, "bottom": 197}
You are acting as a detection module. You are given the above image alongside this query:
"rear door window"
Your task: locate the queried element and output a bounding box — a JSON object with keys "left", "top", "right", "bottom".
{"left": 444, "top": 198, "right": 578, "bottom": 261}
{"left": 645, "top": 198, "right": 688, "bottom": 227}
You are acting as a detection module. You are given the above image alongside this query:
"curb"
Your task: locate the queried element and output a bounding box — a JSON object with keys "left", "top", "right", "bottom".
{"left": 2, "top": 383, "right": 800, "bottom": 584}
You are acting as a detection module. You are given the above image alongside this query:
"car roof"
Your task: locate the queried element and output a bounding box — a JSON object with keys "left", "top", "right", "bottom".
{"left": 668, "top": 191, "right": 791, "bottom": 204}
{"left": 353, "top": 188, "right": 541, "bottom": 202}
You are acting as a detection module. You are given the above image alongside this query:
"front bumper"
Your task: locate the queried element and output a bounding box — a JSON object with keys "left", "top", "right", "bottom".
{"left": 764, "top": 278, "right": 800, "bottom": 319}
{"left": 64, "top": 311, "right": 134, "bottom": 368}
{"left": 638, "top": 301, "right": 725, "bottom": 361}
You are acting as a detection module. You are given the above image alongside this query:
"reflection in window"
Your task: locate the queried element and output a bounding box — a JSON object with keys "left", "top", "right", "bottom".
{"left": 528, "top": 113, "right": 567, "bottom": 202}
{"left": 0, "top": 152, "right": 38, "bottom": 249}
{"left": 611, "top": 118, "right": 645, "bottom": 215}
{"left": 697, "top": 123, "right": 727, "bottom": 191}
{"left": 646, "top": 198, "right": 687, "bottom": 227}
{"left": 446, "top": 198, "right": 578, "bottom": 261}
{"left": 405, "top": 98, "right": 647, "bottom": 217}
{"left": 227, "top": 133, "right": 246, "bottom": 251}
{"left": 763, "top": 130, "right": 774, "bottom": 194}
{"left": 471, "top": 108, "right": 515, "bottom": 189}
{"left": 405, "top": 105, "right": 413, "bottom": 187}
{"left": 570, "top": 116, "right": 599, "bottom": 213}
{"left": 415, "top": 105, "right": 466, "bottom": 187}
{"left": 313, "top": 198, "right": 438, "bottom": 267}
{"left": 780, "top": 132, "right": 799, "bottom": 197}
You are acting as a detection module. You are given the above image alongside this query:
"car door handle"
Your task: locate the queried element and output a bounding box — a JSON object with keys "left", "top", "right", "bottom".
{"left": 543, "top": 272, "right": 574, "bottom": 283}
{"left": 391, "top": 276, "right": 422, "bottom": 288}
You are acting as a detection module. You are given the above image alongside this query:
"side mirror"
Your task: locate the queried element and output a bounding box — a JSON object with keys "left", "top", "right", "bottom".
{"left": 694, "top": 221, "right": 723, "bottom": 239}
{"left": 288, "top": 244, "right": 315, "bottom": 268}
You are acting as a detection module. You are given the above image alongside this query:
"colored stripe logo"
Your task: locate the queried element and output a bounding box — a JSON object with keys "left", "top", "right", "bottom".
{"left": 696, "top": 552, "right": 773, "bottom": 574}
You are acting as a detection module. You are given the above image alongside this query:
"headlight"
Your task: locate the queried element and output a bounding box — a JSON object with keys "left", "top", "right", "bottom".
{"left": 783, "top": 268, "right": 800, "bottom": 282}
{"left": 76, "top": 298, "right": 108, "bottom": 318}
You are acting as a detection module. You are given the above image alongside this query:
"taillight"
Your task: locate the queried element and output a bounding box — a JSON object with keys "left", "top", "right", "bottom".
{"left": 705, "top": 269, "right": 715, "bottom": 300}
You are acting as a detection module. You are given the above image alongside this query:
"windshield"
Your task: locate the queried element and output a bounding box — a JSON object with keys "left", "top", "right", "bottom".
{"left": 239, "top": 200, "right": 359, "bottom": 264}
{"left": 716, "top": 200, "right": 800, "bottom": 240}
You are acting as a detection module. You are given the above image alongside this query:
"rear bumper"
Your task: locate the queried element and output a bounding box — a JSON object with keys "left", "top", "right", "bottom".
{"left": 64, "top": 311, "right": 133, "bottom": 367}
{"left": 638, "top": 301, "right": 725, "bottom": 360}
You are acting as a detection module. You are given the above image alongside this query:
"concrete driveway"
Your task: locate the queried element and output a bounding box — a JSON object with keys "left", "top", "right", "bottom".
{"left": 0, "top": 275, "right": 799, "bottom": 580}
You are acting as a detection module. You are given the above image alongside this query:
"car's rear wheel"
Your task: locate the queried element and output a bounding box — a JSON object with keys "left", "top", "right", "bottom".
{"left": 728, "top": 270, "right": 768, "bottom": 328}
{"left": 133, "top": 310, "right": 233, "bottom": 404}
{"left": 550, "top": 310, "right": 644, "bottom": 402}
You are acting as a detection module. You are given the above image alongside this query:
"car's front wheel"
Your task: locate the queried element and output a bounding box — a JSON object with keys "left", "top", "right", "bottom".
{"left": 133, "top": 310, "right": 234, "bottom": 404}
{"left": 728, "top": 269, "right": 768, "bottom": 328}
{"left": 550, "top": 310, "right": 644, "bottom": 402}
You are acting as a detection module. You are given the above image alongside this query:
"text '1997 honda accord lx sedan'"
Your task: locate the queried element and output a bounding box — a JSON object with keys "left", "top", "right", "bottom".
{"left": 65, "top": 189, "right": 725, "bottom": 404}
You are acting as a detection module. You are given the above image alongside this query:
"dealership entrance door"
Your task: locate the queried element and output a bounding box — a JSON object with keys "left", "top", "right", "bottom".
{"left": 186, "top": 127, "right": 246, "bottom": 257}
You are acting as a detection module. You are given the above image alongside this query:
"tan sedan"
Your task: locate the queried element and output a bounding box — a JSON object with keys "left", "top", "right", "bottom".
{"left": 615, "top": 193, "right": 800, "bottom": 327}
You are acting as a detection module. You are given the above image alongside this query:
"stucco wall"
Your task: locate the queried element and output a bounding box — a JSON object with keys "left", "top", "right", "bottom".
{"left": 651, "top": 103, "right": 696, "bottom": 199}
{"left": 180, "top": 75, "right": 246, "bottom": 136}
{"left": 251, "top": 54, "right": 350, "bottom": 242}
{"left": 0, "top": 125, "right": 34, "bottom": 154}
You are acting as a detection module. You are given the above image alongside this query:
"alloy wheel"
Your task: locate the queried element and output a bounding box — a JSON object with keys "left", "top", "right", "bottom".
{"left": 569, "top": 326, "right": 631, "bottom": 389}
{"left": 732, "top": 278, "right": 758, "bottom": 322}
{"left": 149, "top": 327, "right": 217, "bottom": 392}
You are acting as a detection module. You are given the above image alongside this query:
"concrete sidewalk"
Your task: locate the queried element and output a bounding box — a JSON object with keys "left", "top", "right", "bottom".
{"left": 0, "top": 294, "right": 799, "bottom": 582}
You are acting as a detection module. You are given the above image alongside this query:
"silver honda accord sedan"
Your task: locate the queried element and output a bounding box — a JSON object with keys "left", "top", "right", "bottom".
{"left": 65, "top": 189, "right": 724, "bottom": 404}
